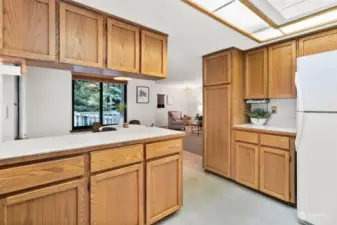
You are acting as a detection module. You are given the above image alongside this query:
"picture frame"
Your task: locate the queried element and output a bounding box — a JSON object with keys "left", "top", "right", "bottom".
{"left": 136, "top": 86, "right": 150, "bottom": 103}
{"left": 167, "top": 95, "right": 173, "bottom": 105}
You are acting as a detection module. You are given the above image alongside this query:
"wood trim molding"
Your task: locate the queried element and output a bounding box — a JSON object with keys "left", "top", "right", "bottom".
{"left": 181, "top": 0, "right": 261, "bottom": 43}
{"left": 182, "top": 0, "right": 337, "bottom": 43}
{"left": 0, "top": 57, "right": 27, "bottom": 75}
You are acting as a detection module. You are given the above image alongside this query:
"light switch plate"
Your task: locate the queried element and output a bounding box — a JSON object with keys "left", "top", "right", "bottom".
{"left": 271, "top": 105, "right": 277, "bottom": 114}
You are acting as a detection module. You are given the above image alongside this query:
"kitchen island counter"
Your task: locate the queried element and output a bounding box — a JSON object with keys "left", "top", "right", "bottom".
{"left": 0, "top": 126, "right": 184, "bottom": 165}
{"left": 0, "top": 126, "right": 184, "bottom": 225}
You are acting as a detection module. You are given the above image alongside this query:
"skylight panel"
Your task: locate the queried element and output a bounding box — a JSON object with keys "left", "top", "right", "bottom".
{"left": 214, "top": 0, "right": 270, "bottom": 33}
{"left": 190, "top": 0, "right": 233, "bottom": 12}
{"left": 281, "top": 9, "right": 337, "bottom": 34}
{"left": 252, "top": 27, "right": 283, "bottom": 41}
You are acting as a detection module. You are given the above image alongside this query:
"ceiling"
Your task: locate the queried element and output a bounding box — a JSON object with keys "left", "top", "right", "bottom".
{"left": 73, "top": 0, "right": 257, "bottom": 85}
{"left": 268, "top": 0, "right": 337, "bottom": 20}
{"left": 73, "top": 0, "right": 337, "bottom": 85}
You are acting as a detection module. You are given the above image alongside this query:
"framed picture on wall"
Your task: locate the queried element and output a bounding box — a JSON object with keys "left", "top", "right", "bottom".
{"left": 136, "top": 86, "right": 150, "bottom": 103}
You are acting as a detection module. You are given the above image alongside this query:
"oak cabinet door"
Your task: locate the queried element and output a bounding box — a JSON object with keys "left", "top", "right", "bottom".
{"left": 107, "top": 18, "right": 140, "bottom": 73}
{"left": 60, "top": 2, "right": 104, "bottom": 68}
{"left": 298, "top": 28, "right": 337, "bottom": 57}
{"left": 0, "top": 0, "right": 56, "bottom": 61}
{"left": 0, "top": 180, "right": 85, "bottom": 225}
{"left": 141, "top": 30, "right": 167, "bottom": 77}
{"left": 91, "top": 164, "right": 144, "bottom": 225}
{"left": 235, "top": 142, "right": 259, "bottom": 189}
{"left": 203, "top": 51, "right": 231, "bottom": 86}
{"left": 268, "top": 40, "right": 296, "bottom": 98}
{"left": 204, "top": 85, "right": 231, "bottom": 177}
{"left": 245, "top": 48, "right": 268, "bottom": 99}
{"left": 260, "top": 147, "right": 290, "bottom": 202}
{"left": 146, "top": 155, "right": 182, "bottom": 225}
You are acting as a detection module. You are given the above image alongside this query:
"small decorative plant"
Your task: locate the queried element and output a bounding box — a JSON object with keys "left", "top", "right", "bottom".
{"left": 115, "top": 104, "right": 127, "bottom": 125}
{"left": 245, "top": 108, "right": 271, "bottom": 126}
{"left": 194, "top": 113, "right": 203, "bottom": 126}
{"left": 115, "top": 104, "right": 127, "bottom": 113}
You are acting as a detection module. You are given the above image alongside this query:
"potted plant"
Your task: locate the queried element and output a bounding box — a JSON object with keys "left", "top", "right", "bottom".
{"left": 245, "top": 108, "right": 271, "bottom": 126}
{"left": 194, "top": 114, "right": 203, "bottom": 126}
{"left": 115, "top": 104, "right": 127, "bottom": 125}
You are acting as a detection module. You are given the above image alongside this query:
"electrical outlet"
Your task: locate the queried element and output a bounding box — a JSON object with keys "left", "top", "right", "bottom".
{"left": 271, "top": 106, "right": 277, "bottom": 114}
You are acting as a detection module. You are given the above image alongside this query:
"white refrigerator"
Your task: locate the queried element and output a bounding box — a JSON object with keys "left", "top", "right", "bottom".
{"left": 296, "top": 50, "right": 337, "bottom": 225}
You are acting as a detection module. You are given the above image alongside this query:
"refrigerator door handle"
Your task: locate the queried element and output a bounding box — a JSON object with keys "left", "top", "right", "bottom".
{"left": 295, "top": 72, "right": 304, "bottom": 112}
{"left": 296, "top": 112, "right": 304, "bottom": 151}
{"left": 295, "top": 72, "right": 304, "bottom": 151}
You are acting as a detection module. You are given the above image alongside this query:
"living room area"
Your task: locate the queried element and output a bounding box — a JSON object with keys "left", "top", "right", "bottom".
{"left": 153, "top": 83, "right": 203, "bottom": 157}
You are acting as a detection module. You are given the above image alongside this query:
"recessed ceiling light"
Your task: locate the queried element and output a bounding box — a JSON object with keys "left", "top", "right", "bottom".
{"left": 252, "top": 27, "right": 283, "bottom": 41}
{"left": 281, "top": 9, "right": 337, "bottom": 34}
{"left": 114, "top": 77, "right": 132, "bottom": 81}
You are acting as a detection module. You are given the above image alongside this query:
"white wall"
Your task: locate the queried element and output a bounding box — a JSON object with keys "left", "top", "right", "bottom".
{"left": 153, "top": 84, "right": 188, "bottom": 127}
{"left": 127, "top": 79, "right": 156, "bottom": 126}
{"left": 21, "top": 67, "right": 157, "bottom": 138}
{"left": 186, "top": 85, "right": 203, "bottom": 119}
{"left": 24, "top": 67, "right": 72, "bottom": 138}
{"left": 252, "top": 99, "right": 297, "bottom": 128}
{"left": 2, "top": 66, "right": 202, "bottom": 138}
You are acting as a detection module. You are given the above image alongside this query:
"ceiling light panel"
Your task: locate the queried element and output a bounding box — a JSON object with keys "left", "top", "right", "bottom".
{"left": 268, "top": 0, "right": 337, "bottom": 20}
{"left": 214, "top": 0, "right": 270, "bottom": 33}
{"left": 252, "top": 27, "right": 283, "bottom": 41}
{"left": 190, "top": 0, "right": 233, "bottom": 12}
{"left": 281, "top": 9, "right": 337, "bottom": 34}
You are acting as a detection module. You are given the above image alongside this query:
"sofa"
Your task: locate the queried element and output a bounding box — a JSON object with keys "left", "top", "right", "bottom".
{"left": 168, "top": 111, "right": 190, "bottom": 130}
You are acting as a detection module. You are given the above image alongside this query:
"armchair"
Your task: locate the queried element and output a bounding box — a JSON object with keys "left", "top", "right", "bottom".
{"left": 168, "top": 111, "right": 189, "bottom": 130}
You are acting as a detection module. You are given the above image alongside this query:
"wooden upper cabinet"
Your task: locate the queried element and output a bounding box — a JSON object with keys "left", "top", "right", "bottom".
{"left": 141, "top": 30, "right": 167, "bottom": 77}
{"left": 59, "top": 2, "right": 104, "bottom": 68}
{"left": 0, "top": 180, "right": 85, "bottom": 225}
{"left": 0, "top": 0, "right": 56, "bottom": 61}
{"left": 203, "top": 51, "right": 231, "bottom": 86}
{"left": 146, "top": 155, "right": 181, "bottom": 225}
{"left": 107, "top": 18, "right": 140, "bottom": 73}
{"left": 268, "top": 40, "right": 296, "bottom": 98}
{"left": 91, "top": 164, "right": 144, "bottom": 225}
{"left": 298, "top": 28, "right": 337, "bottom": 57}
{"left": 204, "top": 85, "right": 231, "bottom": 177}
{"left": 235, "top": 142, "right": 259, "bottom": 190}
{"left": 260, "top": 147, "right": 290, "bottom": 202}
{"left": 245, "top": 48, "right": 268, "bottom": 99}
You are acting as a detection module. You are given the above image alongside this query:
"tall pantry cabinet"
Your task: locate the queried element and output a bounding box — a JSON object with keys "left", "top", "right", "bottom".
{"left": 203, "top": 48, "right": 246, "bottom": 178}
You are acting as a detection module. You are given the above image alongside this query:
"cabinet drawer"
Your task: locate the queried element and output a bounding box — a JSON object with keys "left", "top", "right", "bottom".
{"left": 260, "top": 134, "right": 290, "bottom": 150}
{"left": 91, "top": 144, "right": 143, "bottom": 172}
{"left": 0, "top": 156, "right": 84, "bottom": 195}
{"left": 235, "top": 131, "right": 259, "bottom": 144}
{"left": 146, "top": 139, "right": 182, "bottom": 160}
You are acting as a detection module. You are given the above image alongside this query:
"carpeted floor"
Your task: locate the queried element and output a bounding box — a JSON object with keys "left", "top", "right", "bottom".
{"left": 183, "top": 126, "right": 203, "bottom": 156}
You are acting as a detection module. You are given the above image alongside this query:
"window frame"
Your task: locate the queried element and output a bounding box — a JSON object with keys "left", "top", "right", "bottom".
{"left": 72, "top": 80, "right": 127, "bottom": 130}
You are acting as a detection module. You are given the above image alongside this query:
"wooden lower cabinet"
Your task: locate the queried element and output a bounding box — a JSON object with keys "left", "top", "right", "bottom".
{"left": 91, "top": 163, "right": 144, "bottom": 225}
{"left": 260, "top": 147, "right": 290, "bottom": 202}
{"left": 0, "top": 179, "right": 85, "bottom": 225}
{"left": 233, "top": 129, "right": 295, "bottom": 203}
{"left": 235, "top": 142, "right": 259, "bottom": 189}
{"left": 146, "top": 154, "right": 182, "bottom": 225}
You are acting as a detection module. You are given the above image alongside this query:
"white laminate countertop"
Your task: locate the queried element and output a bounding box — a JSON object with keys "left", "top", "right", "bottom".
{"left": 234, "top": 124, "right": 296, "bottom": 134}
{"left": 0, "top": 126, "right": 184, "bottom": 161}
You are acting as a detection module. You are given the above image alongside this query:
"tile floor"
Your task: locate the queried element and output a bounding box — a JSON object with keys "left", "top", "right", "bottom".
{"left": 159, "top": 151, "right": 301, "bottom": 225}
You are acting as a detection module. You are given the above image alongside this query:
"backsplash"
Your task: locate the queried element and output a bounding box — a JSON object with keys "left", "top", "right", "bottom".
{"left": 251, "top": 99, "right": 296, "bottom": 128}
